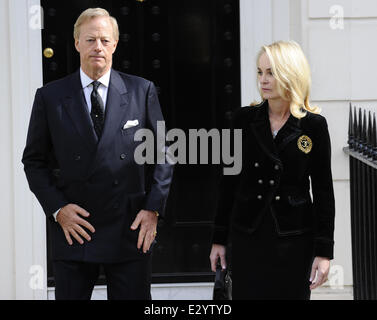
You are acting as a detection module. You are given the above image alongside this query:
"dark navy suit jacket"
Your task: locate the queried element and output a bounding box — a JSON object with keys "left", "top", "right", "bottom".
{"left": 22, "top": 69, "right": 174, "bottom": 263}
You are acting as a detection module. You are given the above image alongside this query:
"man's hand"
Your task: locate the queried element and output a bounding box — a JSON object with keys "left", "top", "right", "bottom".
{"left": 310, "top": 256, "right": 330, "bottom": 290}
{"left": 130, "top": 210, "right": 158, "bottom": 253}
{"left": 56, "top": 204, "right": 95, "bottom": 245}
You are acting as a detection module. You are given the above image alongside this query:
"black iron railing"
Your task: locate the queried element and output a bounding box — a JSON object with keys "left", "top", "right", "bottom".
{"left": 344, "top": 103, "right": 377, "bottom": 300}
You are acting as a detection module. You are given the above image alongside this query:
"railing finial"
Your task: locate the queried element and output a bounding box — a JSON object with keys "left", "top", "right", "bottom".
{"left": 367, "top": 110, "right": 373, "bottom": 158}
{"left": 357, "top": 107, "right": 363, "bottom": 152}
{"left": 348, "top": 102, "right": 354, "bottom": 149}
{"left": 373, "top": 113, "right": 377, "bottom": 161}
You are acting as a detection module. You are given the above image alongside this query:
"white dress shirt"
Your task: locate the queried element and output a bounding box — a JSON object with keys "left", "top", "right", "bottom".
{"left": 80, "top": 67, "right": 111, "bottom": 113}
{"left": 52, "top": 68, "right": 112, "bottom": 222}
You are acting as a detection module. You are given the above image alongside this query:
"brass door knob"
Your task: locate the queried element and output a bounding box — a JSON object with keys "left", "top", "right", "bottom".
{"left": 43, "top": 48, "right": 54, "bottom": 58}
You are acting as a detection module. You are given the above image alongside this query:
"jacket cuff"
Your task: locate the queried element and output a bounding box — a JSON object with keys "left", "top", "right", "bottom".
{"left": 143, "top": 197, "right": 165, "bottom": 219}
{"left": 314, "top": 239, "right": 334, "bottom": 260}
{"left": 211, "top": 227, "right": 229, "bottom": 246}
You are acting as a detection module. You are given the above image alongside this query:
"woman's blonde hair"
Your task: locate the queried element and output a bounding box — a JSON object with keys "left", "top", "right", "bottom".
{"left": 254, "top": 40, "right": 320, "bottom": 118}
{"left": 74, "top": 8, "right": 119, "bottom": 41}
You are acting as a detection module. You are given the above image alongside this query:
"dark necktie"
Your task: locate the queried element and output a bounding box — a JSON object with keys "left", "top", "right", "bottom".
{"left": 90, "top": 81, "right": 105, "bottom": 139}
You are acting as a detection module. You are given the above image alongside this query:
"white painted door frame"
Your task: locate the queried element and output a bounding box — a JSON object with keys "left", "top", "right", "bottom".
{"left": 239, "top": 0, "right": 290, "bottom": 106}
{"left": 8, "top": 0, "right": 47, "bottom": 300}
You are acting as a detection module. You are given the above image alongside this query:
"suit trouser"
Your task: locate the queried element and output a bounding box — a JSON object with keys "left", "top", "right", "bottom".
{"left": 53, "top": 256, "right": 152, "bottom": 300}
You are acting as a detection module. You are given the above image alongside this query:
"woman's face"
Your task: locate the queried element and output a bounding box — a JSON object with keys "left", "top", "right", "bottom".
{"left": 257, "top": 52, "right": 280, "bottom": 100}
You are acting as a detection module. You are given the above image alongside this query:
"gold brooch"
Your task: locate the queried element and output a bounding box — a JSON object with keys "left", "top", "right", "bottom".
{"left": 297, "top": 135, "right": 312, "bottom": 154}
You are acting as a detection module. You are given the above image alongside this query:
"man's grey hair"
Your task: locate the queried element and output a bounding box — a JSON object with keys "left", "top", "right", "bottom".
{"left": 73, "top": 8, "right": 119, "bottom": 41}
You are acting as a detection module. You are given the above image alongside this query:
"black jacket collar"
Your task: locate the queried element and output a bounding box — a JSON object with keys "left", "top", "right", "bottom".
{"left": 249, "top": 100, "right": 304, "bottom": 164}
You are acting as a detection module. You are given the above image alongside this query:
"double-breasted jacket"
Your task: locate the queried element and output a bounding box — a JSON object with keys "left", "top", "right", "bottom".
{"left": 213, "top": 100, "right": 335, "bottom": 259}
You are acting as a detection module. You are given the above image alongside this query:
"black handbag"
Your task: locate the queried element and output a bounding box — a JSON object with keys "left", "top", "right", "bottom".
{"left": 212, "top": 265, "right": 232, "bottom": 300}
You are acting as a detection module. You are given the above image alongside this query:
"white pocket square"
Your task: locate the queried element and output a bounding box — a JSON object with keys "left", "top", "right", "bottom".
{"left": 123, "top": 120, "right": 139, "bottom": 130}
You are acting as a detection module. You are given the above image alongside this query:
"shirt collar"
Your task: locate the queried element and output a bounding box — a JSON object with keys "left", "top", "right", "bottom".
{"left": 80, "top": 68, "right": 111, "bottom": 89}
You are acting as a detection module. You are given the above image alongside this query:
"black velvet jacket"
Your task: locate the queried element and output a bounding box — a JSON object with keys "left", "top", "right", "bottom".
{"left": 212, "top": 100, "right": 335, "bottom": 259}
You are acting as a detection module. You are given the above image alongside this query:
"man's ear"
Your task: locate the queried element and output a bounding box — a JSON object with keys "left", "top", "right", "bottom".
{"left": 112, "top": 40, "right": 119, "bottom": 54}
{"left": 74, "top": 39, "right": 80, "bottom": 53}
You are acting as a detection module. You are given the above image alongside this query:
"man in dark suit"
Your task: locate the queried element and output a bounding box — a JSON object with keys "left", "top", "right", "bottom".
{"left": 22, "top": 8, "right": 174, "bottom": 300}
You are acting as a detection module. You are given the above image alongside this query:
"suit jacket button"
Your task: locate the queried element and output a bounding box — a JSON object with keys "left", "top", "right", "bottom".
{"left": 275, "top": 196, "right": 280, "bottom": 201}
{"left": 113, "top": 203, "right": 119, "bottom": 209}
{"left": 258, "top": 179, "right": 263, "bottom": 184}
{"left": 120, "top": 154, "right": 126, "bottom": 160}
{"left": 257, "top": 195, "right": 263, "bottom": 200}
{"left": 113, "top": 180, "right": 119, "bottom": 186}
{"left": 254, "top": 162, "right": 260, "bottom": 168}
{"left": 274, "top": 164, "right": 280, "bottom": 170}
{"left": 75, "top": 155, "right": 81, "bottom": 161}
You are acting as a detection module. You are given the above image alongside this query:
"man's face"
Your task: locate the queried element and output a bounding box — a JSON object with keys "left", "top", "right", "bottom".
{"left": 75, "top": 16, "right": 118, "bottom": 77}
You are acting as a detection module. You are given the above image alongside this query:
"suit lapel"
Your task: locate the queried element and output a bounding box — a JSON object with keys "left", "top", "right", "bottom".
{"left": 63, "top": 70, "right": 98, "bottom": 153}
{"left": 275, "top": 114, "right": 303, "bottom": 153}
{"left": 87, "top": 70, "right": 130, "bottom": 175}
{"left": 250, "top": 101, "right": 282, "bottom": 166}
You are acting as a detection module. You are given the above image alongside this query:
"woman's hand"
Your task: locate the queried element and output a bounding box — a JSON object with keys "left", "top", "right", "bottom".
{"left": 309, "top": 256, "right": 330, "bottom": 290}
{"left": 210, "top": 244, "right": 227, "bottom": 272}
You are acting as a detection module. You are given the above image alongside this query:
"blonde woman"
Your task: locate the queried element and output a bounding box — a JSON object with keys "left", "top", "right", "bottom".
{"left": 210, "top": 41, "right": 335, "bottom": 300}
